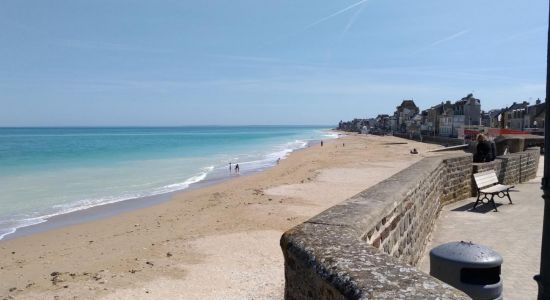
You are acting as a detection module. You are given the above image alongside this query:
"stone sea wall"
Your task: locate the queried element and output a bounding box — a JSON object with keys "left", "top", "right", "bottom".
{"left": 472, "top": 147, "right": 540, "bottom": 195}
{"left": 281, "top": 153, "right": 472, "bottom": 299}
{"left": 281, "top": 148, "right": 540, "bottom": 299}
{"left": 392, "top": 132, "right": 465, "bottom": 146}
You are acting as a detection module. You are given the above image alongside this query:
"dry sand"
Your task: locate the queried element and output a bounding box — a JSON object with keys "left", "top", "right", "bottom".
{"left": 0, "top": 134, "right": 442, "bottom": 299}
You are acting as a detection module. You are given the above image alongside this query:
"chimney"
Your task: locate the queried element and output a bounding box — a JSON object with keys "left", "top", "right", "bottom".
{"left": 537, "top": 98, "right": 542, "bottom": 105}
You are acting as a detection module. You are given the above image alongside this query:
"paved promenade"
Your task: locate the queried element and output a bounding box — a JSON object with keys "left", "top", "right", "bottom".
{"left": 419, "top": 158, "right": 544, "bottom": 299}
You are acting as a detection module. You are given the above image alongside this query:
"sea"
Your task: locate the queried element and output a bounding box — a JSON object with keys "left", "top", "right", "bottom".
{"left": 0, "top": 126, "right": 336, "bottom": 240}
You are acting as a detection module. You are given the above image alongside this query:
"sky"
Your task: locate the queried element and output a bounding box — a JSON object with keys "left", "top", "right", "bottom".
{"left": 0, "top": 0, "right": 548, "bottom": 126}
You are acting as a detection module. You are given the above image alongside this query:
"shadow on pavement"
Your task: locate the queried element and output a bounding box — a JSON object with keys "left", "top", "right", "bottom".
{"left": 451, "top": 202, "right": 503, "bottom": 213}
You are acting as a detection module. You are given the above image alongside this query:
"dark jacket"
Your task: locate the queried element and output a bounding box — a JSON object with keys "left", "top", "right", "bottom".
{"left": 475, "top": 140, "right": 494, "bottom": 162}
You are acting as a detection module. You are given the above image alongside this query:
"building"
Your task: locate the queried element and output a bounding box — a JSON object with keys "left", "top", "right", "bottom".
{"left": 420, "top": 110, "right": 430, "bottom": 135}
{"left": 481, "top": 111, "right": 491, "bottom": 128}
{"left": 487, "top": 109, "right": 503, "bottom": 128}
{"left": 338, "top": 118, "right": 369, "bottom": 132}
{"left": 507, "top": 101, "right": 530, "bottom": 130}
{"left": 438, "top": 106, "right": 454, "bottom": 137}
{"left": 452, "top": 94, "right": 481, "bottom": 137}
{"left": 394, "top": 100, "right": 419, "bottom": 133}
{"left": 524, "top": 99, "right": 546, "bottom": 132}
{"left": 389, "top": 115, "right": 398, "bottom": 131}
{"left": 408, "top": 114, "right": 423, "bottom": 136}
{"left": 425, "top": 101, "right": 454, "bottom": 136}
{"left": 374, "top": 114, "right": 391, "bottom": 131}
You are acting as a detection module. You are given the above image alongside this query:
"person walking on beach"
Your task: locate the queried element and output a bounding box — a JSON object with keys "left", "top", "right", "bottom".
{"left": 229, "top": 162, "right": 232, "bottom": 173}
{"left": 321, "top": 140, "right": 324, "bottom": 147}
{"left": 235, "top": 164, "right": 240, "bottom": 174}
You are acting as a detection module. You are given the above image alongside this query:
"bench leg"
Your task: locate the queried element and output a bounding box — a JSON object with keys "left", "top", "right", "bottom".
{"left": 490, "top": 194, "right": 498, "bottom": 212}
{"left": 506, "top": 190, "right": 513, "bottom": 204}
{"left": 473, "top": 193, "right": 481, "bottom": 210}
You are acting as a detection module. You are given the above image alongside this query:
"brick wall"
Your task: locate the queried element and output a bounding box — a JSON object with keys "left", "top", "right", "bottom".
{"left": 472, "top": 147, "right": 540, "bottom": 195}
{"left": 281, "top": 148, "right": 540, "bottom": 299}
{"left": 392, "top": 132, "right": 465, "bottom": 146}
{"left": 281, "top": 153, "right": 472, "bottom": 299}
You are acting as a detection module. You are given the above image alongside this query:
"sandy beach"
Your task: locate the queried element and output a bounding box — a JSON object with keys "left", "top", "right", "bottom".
{"left": 0, "top": 134, "right": 443, "bottom": 299}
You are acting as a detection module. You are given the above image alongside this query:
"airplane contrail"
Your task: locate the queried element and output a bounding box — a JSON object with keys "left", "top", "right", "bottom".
{"left": 429, "top": 29, "right": 470, "bottom": 48}
{"left": 304, "top": 0, "right": 370, "bottom": 31}
{"left": 260, "top": 0, "right": 370, "bottom": 48}
{"left": 342, "top": 1, "right": 368, "bottom": 35}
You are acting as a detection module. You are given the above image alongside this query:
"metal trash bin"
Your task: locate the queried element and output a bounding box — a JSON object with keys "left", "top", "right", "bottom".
{"left": 430, "top": 241, "right": 503, "bottom": 300}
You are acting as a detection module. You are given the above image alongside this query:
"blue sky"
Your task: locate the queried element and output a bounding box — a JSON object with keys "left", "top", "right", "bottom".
{"left": 0, "top": 0, "right": 547, "bottom": 126}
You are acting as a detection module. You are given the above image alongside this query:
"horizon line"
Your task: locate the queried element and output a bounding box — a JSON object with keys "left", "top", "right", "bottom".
{"left": 0, "top": 124, "right": 336, "bottom": 129}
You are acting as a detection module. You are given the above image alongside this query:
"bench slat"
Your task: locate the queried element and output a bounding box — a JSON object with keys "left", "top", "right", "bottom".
{"left": 474, "top": 171, "right": 499, "bottom": 189}
{"left": 476, "top": 180, "right": 497, "bottom": 189}
{"left": 476, "top": 177, "right": 496, "bottom": 185}
{"left": 480, "top": 184, "right": 511, "bottom": 193}
{"left": 474, "top": 172, "right": 494, "bottom": 179}
{"left": 474, "top": 172, "right": 498, "bottom": 182}
{"left": 474, "top": 170, "right": 498, "bottom": 178}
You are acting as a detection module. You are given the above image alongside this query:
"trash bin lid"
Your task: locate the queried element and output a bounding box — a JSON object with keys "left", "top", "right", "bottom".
{"left": 430, "top": 241, "right": 503, "bottom": 268}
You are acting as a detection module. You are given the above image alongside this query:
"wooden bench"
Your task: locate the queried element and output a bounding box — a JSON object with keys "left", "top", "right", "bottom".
{"left": 473, "top": 171, "right": 514, "bottom": 212}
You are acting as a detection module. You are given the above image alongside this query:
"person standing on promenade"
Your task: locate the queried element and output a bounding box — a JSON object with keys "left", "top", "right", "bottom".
{"left": 474, "top": 134, "right": 493, "bottom": 162}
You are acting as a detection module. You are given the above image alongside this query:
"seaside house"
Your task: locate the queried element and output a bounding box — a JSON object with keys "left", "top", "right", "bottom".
{"left": 451, "top": 94, "right": 481, "bottom": 137}
{"left": 508, "top": 101, "right": 530, "bottom": 130}
{"left": 389, "top": 115, "right": 398, "bottom": 132}
{"left": 394, "top": 100, "right": 419, "bottom": 133}
{"left": 424, "top": 107, "right": 438, "bottom": 136}
{"left": 487, "top": 109, "right": 503, "bottom": 128}
{"left": 524, "top": 99, "right": 546, "bottom": 132}
{"left": 338, "top": 118, "right": 370, "bottom": 133}
{"left": 438, "top": 106, "right": 454, "bottom": 137}
{"left": 428, "top": 101, "right": 454, "bottom": 136}
{"left": 375, "top": 114, "right": 391, "bottom": 131}
{"left": 409, "top": 113, "right": 423, "bottom": 134}
{"left": 419, "top": 110, "right": 430, "bottom": 135}
{"left": 489, "top": 108, "right": 510, "bottom": 129}
{"left": 481, "top": 111, "right": 492, "bottom": 128}
{"left": 366, "top": 118, "right": 376, "bottom": 130}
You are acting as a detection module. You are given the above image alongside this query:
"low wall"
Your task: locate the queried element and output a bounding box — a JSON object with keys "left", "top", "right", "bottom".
{"left": 392, "top": 133, "right": 465, "bottom": 146}
{"left": 281, "top": 148, "right": 540, "bottom": 299}
{"left": 281, "top": 153, "right": 472, "bottom": 299}
{"left": 472, "top": 147, "right": 540, "bottom": 195}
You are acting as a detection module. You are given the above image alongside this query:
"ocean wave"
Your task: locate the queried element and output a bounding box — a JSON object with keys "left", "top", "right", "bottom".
{"left": 0, "top": 167, "right": 215, "bottom": 240}
{"left": 0, "top": 129, "right": 330, "bottom": 240}
{"left": 322, "top": 131, "right": 340, "bottom": 139}
{"left": 151, "top": 167, "right": 212, "bottom": 194}
{"left": 232, "top": 141, "right": 299, "bottom": 174}
{"left": 0, "top": 217, "right": 47, "bottom": 240}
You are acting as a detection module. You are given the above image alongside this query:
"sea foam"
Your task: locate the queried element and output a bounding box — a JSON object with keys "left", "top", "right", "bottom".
{"left": 0, "top": 127, "right": 335, "bottom": 240}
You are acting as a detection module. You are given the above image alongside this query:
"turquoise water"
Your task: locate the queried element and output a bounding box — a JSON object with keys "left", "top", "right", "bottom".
{"left": 0, "top": 126, "right": 335, "bottom": 239}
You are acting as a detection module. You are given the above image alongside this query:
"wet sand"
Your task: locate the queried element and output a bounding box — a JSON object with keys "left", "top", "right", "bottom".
{"left": 0, "top": 134, "right": 442, "bottom": 299}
